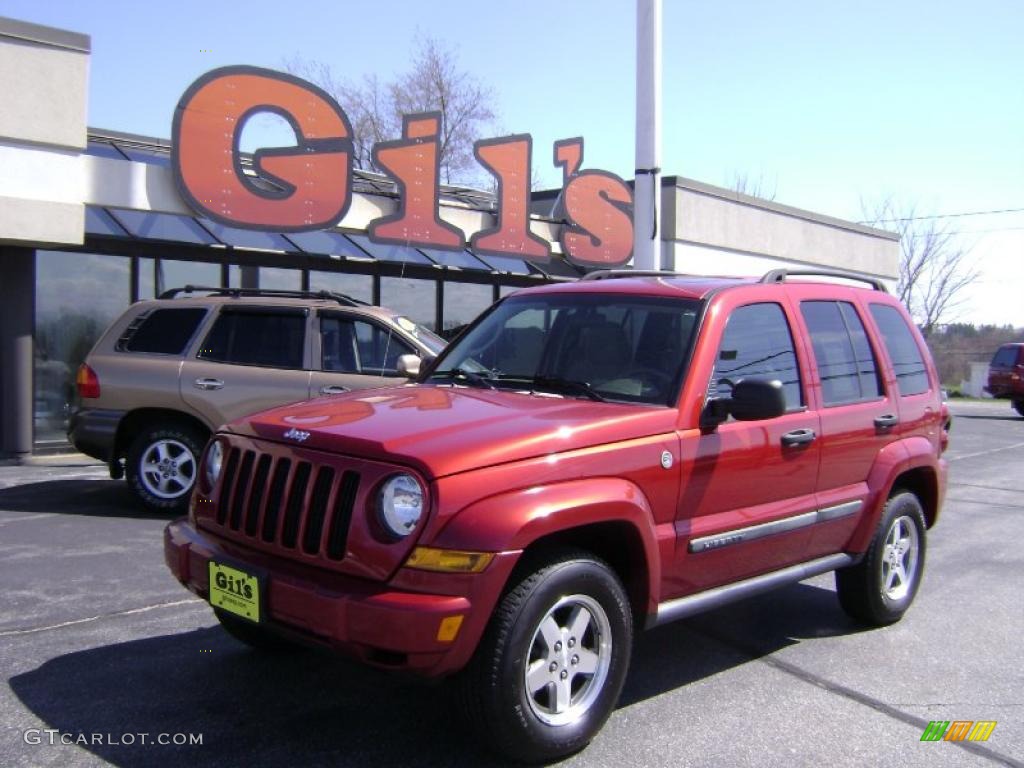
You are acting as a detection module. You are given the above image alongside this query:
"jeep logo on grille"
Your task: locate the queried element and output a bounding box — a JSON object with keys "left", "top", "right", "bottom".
{"left": 283, "top": 428, "right": 311, "bottom": 442}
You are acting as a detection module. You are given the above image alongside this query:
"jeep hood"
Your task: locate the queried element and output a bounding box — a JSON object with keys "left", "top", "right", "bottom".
{"left": 228, "top": 384, "right": 678, "bottom": 478}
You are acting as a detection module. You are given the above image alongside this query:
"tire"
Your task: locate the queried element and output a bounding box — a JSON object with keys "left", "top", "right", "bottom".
{"left": 836, "top": 491, "right": 927, "bottom": 626}
{"left": 456, "top": 551, "right": 632, "bottom": 764}
{"left": 1013, "top": 400, "right": 1024, "bottom": 418}
{"left": 214, "top": 609, "right": 298, "bottom": 652}
{"left": 126, "top": 423, "right": 206, "bottom": 513}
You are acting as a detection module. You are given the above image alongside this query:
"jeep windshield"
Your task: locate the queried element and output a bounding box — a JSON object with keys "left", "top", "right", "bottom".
{"left": 428, "top": 293, "right": 701, "bottom": 405}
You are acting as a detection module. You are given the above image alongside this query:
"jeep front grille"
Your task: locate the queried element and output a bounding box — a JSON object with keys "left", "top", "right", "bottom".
{"left": 214, "top": 446, "right": 360, "bottom": 561}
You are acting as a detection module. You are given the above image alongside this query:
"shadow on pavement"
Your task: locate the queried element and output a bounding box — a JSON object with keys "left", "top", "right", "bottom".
{"left": 621, "top": 580, "right": 863, "bottom": 706}
{"left": 952, "top": 413, "right": 1022, "bottom": 422}
{"left": 0, "top": 479, "right": 170, "bottom": 521}
{"left": 10, "top": 582, "right": 861, "bottom": 767}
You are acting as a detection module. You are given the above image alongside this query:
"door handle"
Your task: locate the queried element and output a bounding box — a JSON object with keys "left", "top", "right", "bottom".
{"left": 193, "top": 378, "right": 224, "bottom": 391}
{"left": 874, "top": 413, "right": 899, "bottom": 429}
{"left": 781, "top": 428, "right": 816, "bottom": 447}
{"left": 319, "top": 385, "right": 349, "bottom": 395}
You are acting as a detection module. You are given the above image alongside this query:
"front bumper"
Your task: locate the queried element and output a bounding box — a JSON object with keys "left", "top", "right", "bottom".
{"left": 164, "top": 519, "right": 518, "bottom": 677}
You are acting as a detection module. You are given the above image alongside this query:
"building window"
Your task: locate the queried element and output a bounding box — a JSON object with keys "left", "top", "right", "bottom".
{"left": 34, "top": 251, "right": 130, "bottom": 442}
{"left": 259, "top": 267, "right": 302, "bottom": 291}
{"left": 309, "top": 271, "right": 372, "bottom": 303}
{"left": 380, "top": 277, "right": 438, "bottom": 331}
{"left": 442, "top": 282, "right": 493, "bottom": 339}
{"left": 227, "top": 265, "right": 302, "bottom": 291}
{"left": 155, "top": 259, "right": 220, "bottom": 296}
{"left": 138, "top": 257, "right": 156, "bottom": 299}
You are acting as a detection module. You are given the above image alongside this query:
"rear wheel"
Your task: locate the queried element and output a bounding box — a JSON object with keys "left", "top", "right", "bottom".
{"left": 836, "top": 491, "right": 926, "bottom": 626}
{"left": 1013, "top": 399, "right": 1024, "bottom": 418}
{"left": 126, "top": 423, "right": 206, "bottom": 513}
{"left": 457, "top": 552, "right": 632, "bottom": 763}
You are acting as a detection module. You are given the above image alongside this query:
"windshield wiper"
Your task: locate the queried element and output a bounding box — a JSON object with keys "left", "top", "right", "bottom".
{"left": 429, "top": 367, "right": 496, "bottom": 389}
{"left": 531, "top": 376, "right": 606, "bottom": 402}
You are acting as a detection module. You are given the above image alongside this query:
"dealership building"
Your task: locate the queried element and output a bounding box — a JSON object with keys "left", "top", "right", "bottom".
{"left": 0, "top": 16, "right": 899, "bottom": 459}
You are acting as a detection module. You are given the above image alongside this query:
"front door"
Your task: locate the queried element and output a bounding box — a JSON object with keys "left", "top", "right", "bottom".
{"left": 309, "top": 311, "right": 418, "bottom": 397}
{"left": 669, "top": 300, "right": 821, "bottom": 596}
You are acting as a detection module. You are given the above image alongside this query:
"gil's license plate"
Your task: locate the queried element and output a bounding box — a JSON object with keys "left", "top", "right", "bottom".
{"left": 208, "top": 561, "right": 262, "bottom": 623}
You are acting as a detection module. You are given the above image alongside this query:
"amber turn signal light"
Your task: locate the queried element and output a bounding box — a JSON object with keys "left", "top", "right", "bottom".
{"left": 405, "top": 547, "right": 494, "bottom": 573}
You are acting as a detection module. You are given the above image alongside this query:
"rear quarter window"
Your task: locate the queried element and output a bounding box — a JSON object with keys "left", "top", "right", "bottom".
{"left": 868, "top": 304, "right": 931, "bottom": 397}
{"left": 116, "top": 307, "right": 207, "bottom": 354}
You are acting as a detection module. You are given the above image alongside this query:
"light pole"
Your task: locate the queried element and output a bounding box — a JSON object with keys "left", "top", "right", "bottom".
{"left": 633, "top": 0, "right": 662, "bottom": 271}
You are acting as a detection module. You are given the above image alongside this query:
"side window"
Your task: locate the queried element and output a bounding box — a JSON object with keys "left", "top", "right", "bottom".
{"left": 709, "top": 303, "right": 803, "bottom": 409}
{"left": 321, "top": 316, "right": 413, "bottom": 375}
{"left": 117, "top": 308, "right": 207, "bottom": 354}
{"left": 992, "top": 346, "right": 1017, "bottom": 367}
{"left": 801, "top": 301, "right": 883, "bottom": 405}
{"left": 198, "top": 310, "right": 306, "bottom": 369}
{"left": 869, "top": 304, "right": 930, "bottom": 396}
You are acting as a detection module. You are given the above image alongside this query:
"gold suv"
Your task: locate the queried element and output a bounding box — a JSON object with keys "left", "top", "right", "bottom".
{"left": 69, "top": 287, "right": 445, "bottom": 512}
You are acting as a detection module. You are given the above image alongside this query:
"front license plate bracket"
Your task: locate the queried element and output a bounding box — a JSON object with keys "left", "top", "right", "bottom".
{"left": 208, "top": 561, "right": 263, "bottom": 623}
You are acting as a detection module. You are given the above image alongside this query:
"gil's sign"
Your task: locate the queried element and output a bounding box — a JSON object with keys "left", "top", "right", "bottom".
{"left": 171, "top": 66, "right": 633, "bottom": 267}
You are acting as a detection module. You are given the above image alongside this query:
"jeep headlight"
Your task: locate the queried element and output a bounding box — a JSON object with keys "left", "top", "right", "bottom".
{"left": 378, "top": 474, "right": 424, "bottom": 538}
{"left": 205, "top": 440, "right": 224, "bottom": 487}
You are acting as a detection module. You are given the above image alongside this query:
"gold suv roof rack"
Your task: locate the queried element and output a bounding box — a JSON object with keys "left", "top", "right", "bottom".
{"left": 157, "top": 285, "right": 368, "bottom": 307}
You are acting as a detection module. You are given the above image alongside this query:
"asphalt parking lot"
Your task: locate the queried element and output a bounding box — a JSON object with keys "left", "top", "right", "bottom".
{"left": 1, "top": 399, "right": 1022, "bottom": 768}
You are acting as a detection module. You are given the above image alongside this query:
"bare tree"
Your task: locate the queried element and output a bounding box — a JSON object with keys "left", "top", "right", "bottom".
{"left": 286, "top": 36, "right": 496, "bottom": 185}
{"left": 728, "top": 171, "right": 777, "bottom": 201}
{"left": 862, "top": 198, "right": 979, "bottom": 337}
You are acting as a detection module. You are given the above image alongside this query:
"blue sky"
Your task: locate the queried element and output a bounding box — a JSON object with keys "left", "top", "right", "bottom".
{"left": 6, "top": 0, "right": 1022, "bottom": 326}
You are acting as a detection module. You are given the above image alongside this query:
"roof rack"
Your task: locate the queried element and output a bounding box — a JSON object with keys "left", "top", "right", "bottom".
{"left": 759, "top": 268, "right": 888, "bottom": 293}
{"left": 157, "top": 286, "right": 369, "bottom": 307}
{"left": 580, "top": 269, "right": 699, "bottom": 281}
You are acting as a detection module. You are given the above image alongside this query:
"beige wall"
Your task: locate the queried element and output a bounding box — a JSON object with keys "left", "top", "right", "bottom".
{"left": 0, "top": 17, "right": 90, "bottom": 247}
{"left": 662, "top": 177, "right": 899, "bottom": 280}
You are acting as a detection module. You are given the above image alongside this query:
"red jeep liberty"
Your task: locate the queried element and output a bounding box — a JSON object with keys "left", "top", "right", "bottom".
{"left": 165, "top": 269, "right": 949, "bottom": 762}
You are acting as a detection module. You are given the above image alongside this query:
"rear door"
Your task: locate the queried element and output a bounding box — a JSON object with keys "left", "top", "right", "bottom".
{"left": 794, "top": 294, "right": 898, "bottom": 556}
{"left": 670, "top": 296, "right": 822, "bottom": 595}
{"left": 866, "top": 302, "right": 943, "bottom": 450}
{"left": 180, "top": 306, "right": 312, "bottom": 427}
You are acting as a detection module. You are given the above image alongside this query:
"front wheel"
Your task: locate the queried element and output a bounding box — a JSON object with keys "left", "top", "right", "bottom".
{"left": 457, "top": 552, "right": 632, "bottom": 764}
{"left": 836, "top": 491, "right": 927, "bottom": 626}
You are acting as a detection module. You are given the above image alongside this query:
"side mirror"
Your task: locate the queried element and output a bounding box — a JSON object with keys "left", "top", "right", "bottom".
{"left": 701, "top": 377, "right": 786, "bottom": 428}
{"left": 730, "top": 378, "right": 786, "bottom": 421}
{"left": 396, "top": 354, "right": 422, "bottom": 378}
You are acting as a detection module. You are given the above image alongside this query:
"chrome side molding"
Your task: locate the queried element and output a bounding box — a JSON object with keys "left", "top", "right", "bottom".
{"left": 650, "top": 552, "right": 857, "bottom": 628}
{"left": 688, "top": 500, "right": 862, "bottom": 554}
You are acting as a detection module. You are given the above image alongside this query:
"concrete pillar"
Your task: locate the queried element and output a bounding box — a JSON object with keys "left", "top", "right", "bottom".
{"left": 240, "top": 265, "right": 259, "bottom": 290}
{"left": 0, "top": 247, "right": 35, "bottom": 458}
